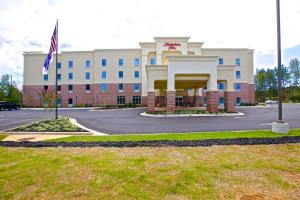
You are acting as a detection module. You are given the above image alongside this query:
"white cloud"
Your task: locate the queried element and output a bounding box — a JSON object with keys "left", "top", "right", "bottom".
{"left": 0, "top": 0, "right": 300, "bottom": 81}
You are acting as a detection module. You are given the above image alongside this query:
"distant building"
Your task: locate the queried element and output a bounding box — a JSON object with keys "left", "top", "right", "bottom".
{"left": 23, "top": 37, "right": 255, "bottom": 112}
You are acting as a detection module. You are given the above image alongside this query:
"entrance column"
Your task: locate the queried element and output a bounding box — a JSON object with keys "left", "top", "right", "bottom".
{"left": 194, "top": 88, "right": 200, "bottom": 107}
{"left": 206, "top": 75, "right": 218, "bottom": 113}
{"left": 224, "top": 81, "right": 236, "bottom": 112}
{"left": 147, "top": 90, "right": 155, "bottom": 113}
{"left": 167, "top": 74, "right": 176, "bottom": 112}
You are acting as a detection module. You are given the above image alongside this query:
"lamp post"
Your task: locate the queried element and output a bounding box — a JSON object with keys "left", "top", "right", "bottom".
{"left": 272, "top": 0, "right": 289, "bottom": 133}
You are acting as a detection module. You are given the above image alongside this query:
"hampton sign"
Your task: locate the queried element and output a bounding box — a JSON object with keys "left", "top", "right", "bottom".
{"left": 163, "top": 42, "right": 181, "bottom": 50}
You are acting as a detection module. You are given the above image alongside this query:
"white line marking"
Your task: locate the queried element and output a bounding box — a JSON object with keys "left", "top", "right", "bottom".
{"left": 0, "top": 119, "right": 33, "bottom": 127}
{"left": 69, "top": 118, "right": 107, "bottom": 136}
{"left": 260, "top": 123, "right": 273, "bottom": 126}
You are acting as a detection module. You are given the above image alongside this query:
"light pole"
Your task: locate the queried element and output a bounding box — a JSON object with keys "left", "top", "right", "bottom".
{"left": 272, "top": 0, "right": 289, "bottom": 133}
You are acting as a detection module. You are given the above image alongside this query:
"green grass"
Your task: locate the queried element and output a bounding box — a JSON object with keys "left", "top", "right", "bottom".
{"left": 9, "top": 117, "right": 85, "bottom": 132}
{"left": 46, "top": 129, "right": 300, "bottom": 142}
{"left": 0, "top": 145, "right": 299, "bottom": 199}
{"left": 0, "top": 135, "right": 7, "bottom": 141}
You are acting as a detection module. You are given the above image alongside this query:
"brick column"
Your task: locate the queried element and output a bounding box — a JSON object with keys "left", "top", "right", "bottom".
{"left": 141, "top": 96, "right": 148, "bottom": 106}
{"left": 206, "top": 91, "right": 218, "bottom": 113}
{"left": 194, "top": 96, "right": 200, "bottom": 107}
{"left": 147, "top": 92, "right": 155, "bottom": 113}
{"left": 224, "top": 92, "right": 236, "bottom": 112}
{"left": 167, "top": 91, "right": 176, "bottom": 113}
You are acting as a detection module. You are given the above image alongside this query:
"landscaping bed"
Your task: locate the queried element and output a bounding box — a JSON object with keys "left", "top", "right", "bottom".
{"left": 7, "top": 117, "right": 86, "bottom": 132}
{"left": 147, "top": 109, "right": 238, "bottom": 115}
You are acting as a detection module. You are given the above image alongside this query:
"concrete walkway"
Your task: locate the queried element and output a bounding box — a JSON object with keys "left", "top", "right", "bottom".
{"left": 2, "top": 134, "right": 72, "bottom": 142}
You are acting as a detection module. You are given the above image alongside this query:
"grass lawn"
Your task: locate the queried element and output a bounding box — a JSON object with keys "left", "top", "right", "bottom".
{"left": 46, "top": 129, "right": 300, "bottom": 142}
{"left": 0, "top": 135, "right": 7, "bottom": 141}
{"left": 0, "top": 145, "right": 299, "bottom": 199}
{"left": 9, "top": 117, "right": 85, "bottom": 132}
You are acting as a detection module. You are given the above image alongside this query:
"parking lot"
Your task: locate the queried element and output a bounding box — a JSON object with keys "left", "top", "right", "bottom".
{"left": 0, "top": 104, "right": 299, "bottom": 134}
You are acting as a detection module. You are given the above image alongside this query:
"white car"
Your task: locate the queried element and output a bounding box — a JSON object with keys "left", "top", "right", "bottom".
{"left": 265, "top": 100, "right": 278, "bottom": 104}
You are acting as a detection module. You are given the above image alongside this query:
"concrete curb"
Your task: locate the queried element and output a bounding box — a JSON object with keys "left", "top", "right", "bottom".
{"left": 69, "top": 118, "right": 108, "bottom": 136}
{"left": 2, "top": 131, "right": 92, "bottom": 135}
{"left": 140, "top": 112, "right": 245, "bottom": 118}
{"left": 89, "top": 107, "right": 146, "bottom": 112}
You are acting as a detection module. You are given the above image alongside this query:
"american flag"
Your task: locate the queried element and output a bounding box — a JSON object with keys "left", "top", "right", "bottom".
{"left": 42, "top": 26, "right": 57, "bottom": 75}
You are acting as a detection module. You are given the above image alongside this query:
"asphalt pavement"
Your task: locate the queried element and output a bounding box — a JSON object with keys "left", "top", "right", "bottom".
{"left": 0, "top": 104, "right": 299, "bottom": 134}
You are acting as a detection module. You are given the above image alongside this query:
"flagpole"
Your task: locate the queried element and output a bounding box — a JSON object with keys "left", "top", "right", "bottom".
{"left": 55, "top": 19, "right": 58, "bottom": 120}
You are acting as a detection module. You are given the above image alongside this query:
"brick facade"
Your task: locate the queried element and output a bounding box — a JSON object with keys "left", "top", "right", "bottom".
{"left": 206, "top": 91, "right": 219, "bottom": 113}
{"left": 147, "top": 92, "right": 155, "bottom": 113}
{"left": 224, "top": 92, "right": 236, "bottom": 112}
{"left": 167, "top": 91, "right": 176, "bottom": 113}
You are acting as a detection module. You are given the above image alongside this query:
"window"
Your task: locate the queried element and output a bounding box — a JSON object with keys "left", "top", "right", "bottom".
{"left": 236, "top": 58, "right": 241, "bottom": 67}
{"left": 119, "top": 58, "right": 124, "bottom": 66}
{"left": 101, "top": 84, "right": 107, "bottom": 92}
{"left": 102, "top": 71, "right": 107, "bottom": 79}
{"left": 68, "top": 60, "right": 73, "bottom": 68}
{"left": 236, "top": 71, "right": 241, "bottom": 79}
{"left": 118, "top": 83, "right": 124, "bottom": 92}
{"left": 218, "top": 82, "right": 225, "bottom": 91}
{"left": 219, "top": 58, "right": 224, "bottom": 65}
{"left": 68, "top": 72, "right": 73, "bottom": 80}
{"left": 236, "top": 83, "right": 241, "bottom": 92}
{"left": 85, "top": 72, "right": 90, "bottom": 80}
{"left": 57, "top": 62, "right": 61, "bottom": 69}
{"left": 44, "top": 85, "right": 48, "bottom": 90}
{"left": 219, "top": 97, "right": 224, "bottom": 106}
{"left": 118, "top": 71, "right": 124, "bottom": 79}
{"left": 134, "top": 71, "right": 139, "bottom": 79}
{"left": 117, "top": 96, "right": 125, "bottom": 105}
{"left": 134, "top": 83, "right": 139, "bottom": 92}
{"left": 204, "top": 97, "right": 207, "bottom": 106}
{"left": 68, "top": 84, "right": 73, "bottom": 92}
{"left": 85, "top": 84, "right": 90, "bottom": 93}
{"left": 134, "top": 58, "right": 139, "bottom": 66}
{"left": 175, "top": 96, "right": 183, "bottom": 107}
{"left": 57, "top": 74, "right": 61, "bottom": 81}
{"left": 44, "top": 74, "right": 48, "bottom": 81}
{"left": 57, "top": 85, "right": 61, "bottom": 92}
{"left": 68, "top": 98, "right": 73, "bottom": 105}
{"left": 150, "top": 58, "right": 156, "bottom": 65}
{"left": 132, "top": 96, "right": 141, "bottom": 104}
{"left": 102, "top": 58, "right": 107, "bottom": 67}
{"left": 86, "top": 60, "right": 91, "bottom": 68}
{"left": 236, "top": 97, "right": 241, "bottom": 105}
{"left": 57, "top": 98, "right": 62, "bottom": 107}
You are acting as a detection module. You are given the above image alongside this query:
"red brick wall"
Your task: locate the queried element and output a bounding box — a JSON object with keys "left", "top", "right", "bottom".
{"left": 23, "top": 85, "right": 56, "bottom": 107}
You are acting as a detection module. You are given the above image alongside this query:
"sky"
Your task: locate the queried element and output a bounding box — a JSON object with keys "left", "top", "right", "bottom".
{"left": 0, "top": 0, "right": 299, "bottom": 85}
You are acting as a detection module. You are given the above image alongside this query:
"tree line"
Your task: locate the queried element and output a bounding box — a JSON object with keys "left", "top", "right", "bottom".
{"left": 255, "top": 58, "right": 300, "bottom": 102}
{"left": 0, "top": 74, "right": 22, "bottom": 104}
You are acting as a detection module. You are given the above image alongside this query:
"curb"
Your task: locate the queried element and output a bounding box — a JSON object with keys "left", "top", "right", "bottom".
{"left": 69, "top": 118, "right": 108, "bottom": 136}
{"left": 140, "top": 112, "right": 245, "bottom": 118}
{"left": 89, "top": 107, "right": 146, "bottom": 112}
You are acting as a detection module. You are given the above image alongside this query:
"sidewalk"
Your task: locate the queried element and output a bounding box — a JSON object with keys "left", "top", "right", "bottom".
{"left": 2, "top": 134, "right": 71, "bottom": 142}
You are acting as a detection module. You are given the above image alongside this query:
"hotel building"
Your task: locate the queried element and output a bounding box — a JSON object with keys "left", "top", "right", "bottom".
{"left": 23, "top": 37, "right": 255, "bottom": 113}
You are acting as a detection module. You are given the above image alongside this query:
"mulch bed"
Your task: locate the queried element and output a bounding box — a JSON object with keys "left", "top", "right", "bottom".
{"left": 0, "top": 136, "right": 300, "bottom": 148}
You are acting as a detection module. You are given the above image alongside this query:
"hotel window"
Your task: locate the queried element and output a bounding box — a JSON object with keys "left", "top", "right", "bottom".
{"left": 236, "top": 97, "right": 241, "bottom": 105}
{"left": 119, "top": 58, "right": 124, "bottom": 66}
{"left": 85, "top": 84, "right": 90, "bottom": 93}
{"left": 68, "top": 84, "right": 73, "bottom": 93}
{"left": 117, "top": 96, "right": 125, "bottom": 105}
{"left": 57, "top": 98, "right": 62, "bottom": 107}
{"left": 102, "top": 58, "right": 107, "bottom": 67}
{"left": 134, "top": 71, "right": 139, "bottom": 79}
{"left": 57, "top": 74, "right": 61, "bottom": 81}
{"left": 86, "top": 72, "right": 90, "bottom": 80}
{"left": 219, "top": 58, "right": 224, "bottom": 65}
{"left": 86, "top": 60, "right": 91, "bottom": 68}
{"left": 68, "top": 72, "right": 73, "bottom": 80}
{"left": 219, "top": 97, "right": 224, "bottom": 106}
{"left": 150, "top": 58, "right": 156, "bottom": 65}
{"left": 68, "top": 98, "right": 73, "bottom": 106}
{"left": 134, "top": 58, "right": 139, "bottom": 66}
{"left": 44, "top": 85, "right": 48, "bottom": 90}
{"left": 132, "top": 96, "right": 141, "bottom": 105}
{"left": 57, "top": 62, "right": 61, "bottom": 69}
{"left": 68, "top": 60, "right": 73, "bottom": 68}
{"left": 44, "top": 74, "right": 48, "bottom": 81}
{"left": 236, "top": 58, "right": 241, "bottom": 67}
{"left": 236, "top": 83, "right": 241, "bottom": 92}
{"left": 134, "top": 83, "right": 139, "bottom": 92}
{"left": 204, "top": 97, "right": 207, "bottom": 106}
{"left": 218, "top": 82, "right": 225, "bottom": 91}
{"left": 57, "top": 85, "right": 61, "bottom": 92}
{"left": 102, "top": 71, "right": 107, "bottom": 79}
{"left": 118, "top": 83, "right": 124, "bottom": 92}
{"left": 118, "top": 71, "right": 124, "bottom": 79}
{"left": 101, "top": 84, "right": 107, "bottom": 92}
{"left": 236, "top": 71, "right": 241, "bottom": 79}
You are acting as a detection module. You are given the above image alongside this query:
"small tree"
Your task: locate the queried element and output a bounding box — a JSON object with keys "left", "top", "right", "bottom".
{"left": 38, "top": 90, "right": 55, "bottom": 120}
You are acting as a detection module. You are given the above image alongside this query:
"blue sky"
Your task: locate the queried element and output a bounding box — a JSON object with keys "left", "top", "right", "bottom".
{"left": 0, "top": 0, "right": 299, "bottom": 85}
